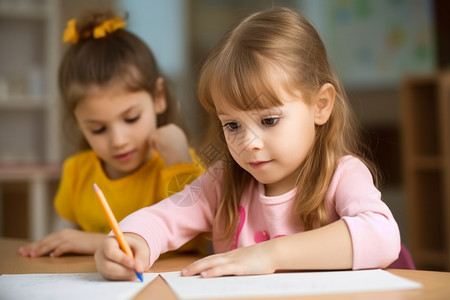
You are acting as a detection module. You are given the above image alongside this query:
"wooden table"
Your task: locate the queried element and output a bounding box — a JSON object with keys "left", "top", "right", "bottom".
{"left": 1, "top": 237, "right": 450, "bottom": 300}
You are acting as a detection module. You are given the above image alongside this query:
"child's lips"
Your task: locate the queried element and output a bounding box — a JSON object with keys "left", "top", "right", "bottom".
{"left": 114, "top": 151, "right": 135, "bottom": 162}
{"left": 249, "top": 160, "right": 271, "bottom": 169}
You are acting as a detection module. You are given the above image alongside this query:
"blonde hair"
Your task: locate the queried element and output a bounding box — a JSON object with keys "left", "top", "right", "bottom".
{"left": 197, "top": 7, "right": 379, "bottom": 239}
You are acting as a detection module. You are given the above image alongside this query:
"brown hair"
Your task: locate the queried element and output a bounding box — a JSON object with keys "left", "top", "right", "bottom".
{"left": 59, "top": 11, "right": 186, "bottom": 150}
{"left": 197, "top": 7, "right": 380, "bottom": 239}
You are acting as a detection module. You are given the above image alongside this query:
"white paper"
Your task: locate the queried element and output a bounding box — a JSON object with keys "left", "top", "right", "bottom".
{"left": 161, "top": 269, "right": 421, "bottom": 299}
{"left": 0, "top": 273, "right": 159, "bottom": 300}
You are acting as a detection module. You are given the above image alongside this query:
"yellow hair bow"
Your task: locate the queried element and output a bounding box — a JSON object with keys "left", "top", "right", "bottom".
{"left": 93, "top": 17, "right": 126, "bottom": 39}
{"left": 63, "top": 19, "right": 79, "bottom": 44}
{"left": 62, "top": 16, "right": 126, "bottom": 44}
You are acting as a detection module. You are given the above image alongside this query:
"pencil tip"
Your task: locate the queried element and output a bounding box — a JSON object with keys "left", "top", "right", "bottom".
{"left": 93, "top": 183, "right": 99, "bottom": 192}
{"left": 136, "top": 271, "right": 143, "bottom": 282}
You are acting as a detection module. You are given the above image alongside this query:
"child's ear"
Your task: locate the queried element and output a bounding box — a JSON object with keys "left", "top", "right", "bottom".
{"left": 314, "top": 83, "right": 335, "bottom": 125}
{"left": 153, "top": 77, "right": 167, "bottom": 114}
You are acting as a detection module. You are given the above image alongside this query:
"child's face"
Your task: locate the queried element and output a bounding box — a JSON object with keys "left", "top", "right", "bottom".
{"left": 215, "top": 88, "right": 317, "bottom": 196}
{"left": 74, "top": 84, "right": 163, "bottom": 179}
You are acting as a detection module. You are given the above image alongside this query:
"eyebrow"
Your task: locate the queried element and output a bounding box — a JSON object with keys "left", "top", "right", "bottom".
{"left": 217, "top": 106, "right": 284, "bottom": 117}
{"left": 215, "top": 108, "right": 232, "bottom": 119}
{"left": 215, "top": 107, "right": 225, "bottom": 115}
{"left": 82, "top": 105, "right": 140, "bottom": 124}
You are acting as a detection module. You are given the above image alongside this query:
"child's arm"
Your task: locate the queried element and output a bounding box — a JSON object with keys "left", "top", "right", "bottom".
{"left": 18, "top": 228, "right": 107, "bottom": 257}
{"left": 95, "top": 233, "right": 149, "bottom": 281}
{"left": 182, "top": 219, "right": 352, "bottom": 278}
{"left": 149, "top": 124, "right": 192, "bottom": 166}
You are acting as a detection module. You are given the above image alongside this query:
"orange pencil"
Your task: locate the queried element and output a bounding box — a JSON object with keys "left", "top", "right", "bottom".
{"left": 93, "top": 183, "right": 143, "bottom": 282}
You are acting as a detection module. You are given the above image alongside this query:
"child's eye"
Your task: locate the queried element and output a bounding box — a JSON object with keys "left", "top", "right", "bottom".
{"left": 125, "top": 115, "right": 140, "bottom": 123}
{"left": 91, "top": 126, "right": 106, "bottom": 134}
{"left": 223, "top": 122, "right": 241, "bottom": 131}
{"left": 261, "top": 117, "right": 279, "bottom": 127}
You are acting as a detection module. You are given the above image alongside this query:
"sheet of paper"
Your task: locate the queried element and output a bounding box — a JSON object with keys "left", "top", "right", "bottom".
{"left": 0, "top": 273, "right": 158, "bottom": 300}
{"left": 161, "top": 269, "right": 421, "bottom": 299}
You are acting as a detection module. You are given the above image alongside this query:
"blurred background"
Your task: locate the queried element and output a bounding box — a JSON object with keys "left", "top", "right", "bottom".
{"left": 0, "top": 0, "right": 449, "bottom": 271}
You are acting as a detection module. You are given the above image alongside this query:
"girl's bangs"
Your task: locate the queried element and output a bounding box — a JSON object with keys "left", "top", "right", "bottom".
{"left": 205, "top": 53, "right": 284, "bottom": 113}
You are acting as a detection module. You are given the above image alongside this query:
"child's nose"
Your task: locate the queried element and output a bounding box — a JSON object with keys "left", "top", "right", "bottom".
{"left": 109, "top": 126, "right": 128, "bottom": 148}
{"left": 243, "top": 128, "right": 263, "bottom": 152}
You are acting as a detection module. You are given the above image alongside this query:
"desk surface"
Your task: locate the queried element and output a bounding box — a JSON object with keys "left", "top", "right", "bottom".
{"left": 1, "top": 237, "right": 450, "bottom": 300}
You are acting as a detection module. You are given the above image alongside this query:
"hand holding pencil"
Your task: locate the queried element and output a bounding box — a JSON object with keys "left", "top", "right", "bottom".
{"left": 93, "top": 183, "right": 144, "bottom": 282}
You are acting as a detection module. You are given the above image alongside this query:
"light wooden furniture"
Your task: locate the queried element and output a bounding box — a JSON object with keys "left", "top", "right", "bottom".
{"left": 0, "top": 0, "right": 61, "bottom": 163}
{"left": 0, "top": 0, "right": 62, "bottom": 241}
{"left": 0, "top": 0, "right": 117, "bottom": 241}
{"left": 0, "top": 163, "right": 61, "bottom": 240}
{"left": 0, "top": 0, "right": 119, "bottom": 164}
{"left": 401, "top": 71, "right": 450, "bottom": 271}
{"left": 2, "top": 238, "right": 450, "bottom": 300}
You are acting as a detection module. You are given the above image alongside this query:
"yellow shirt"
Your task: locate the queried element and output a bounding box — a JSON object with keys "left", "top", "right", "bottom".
{"left": 54, "top": 149, "right": 204, "bottom": 233}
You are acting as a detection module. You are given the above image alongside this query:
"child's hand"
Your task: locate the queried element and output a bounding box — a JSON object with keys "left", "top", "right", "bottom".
{"left": 95, "top": 233, "right": 149, "bottom": 281}
{"left": 18, "top": 229, "right": 106, "bottom": 257}
{"left": 149, "top": 124, "right": 192, "bottom": 166}
{"left": 181, "top": 242, "right": 276, "bottom": 278}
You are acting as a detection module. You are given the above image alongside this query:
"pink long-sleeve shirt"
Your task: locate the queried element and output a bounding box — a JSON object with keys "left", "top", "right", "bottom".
{"left": 119, "top": 155, "right": 400, "bottom": 270}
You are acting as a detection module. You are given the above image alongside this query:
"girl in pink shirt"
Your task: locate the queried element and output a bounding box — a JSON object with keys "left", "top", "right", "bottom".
{"left": 95, "top": 7, "right": 400, "bottom": 280}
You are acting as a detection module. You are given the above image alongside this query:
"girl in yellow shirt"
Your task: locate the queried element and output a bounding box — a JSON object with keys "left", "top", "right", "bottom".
{"left": 18, "top": 11, "right": 204, "bottom": 257}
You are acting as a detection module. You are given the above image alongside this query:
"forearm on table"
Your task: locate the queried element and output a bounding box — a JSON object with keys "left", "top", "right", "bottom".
{"left": 269, "top": 219, "right": 353, "bottom": 271}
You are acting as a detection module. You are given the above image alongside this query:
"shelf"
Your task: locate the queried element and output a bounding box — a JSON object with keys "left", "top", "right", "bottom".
{"left": 0, "top": 1, "right": 49, "bottom": 19}
{"left": 0, "top": 0, "right": 60, "bottom": 163}
{"left": 0, "top": 162, "right": 61, "bottom": 181}
{"left": 410, "top": 156, "right": 445, "bottom": 170}
{"left": 402, "top": 78, "right": 440, "bottom": 157}
{"left": 0, "top": 96, "right": 48, "bottom": 110}
{"left": 0, "top": 0, "right": 119, "bottom": 242}
{"left": 401, "top": 71, "right": 450, "bottom": 271}
{"left": 415, "top": 250, "right": 449, "bottom": 270}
